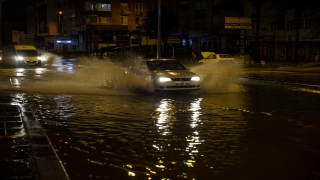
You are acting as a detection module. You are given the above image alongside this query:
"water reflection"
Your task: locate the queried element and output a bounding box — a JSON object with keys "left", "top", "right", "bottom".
{"left": 147, "top": 98, "right": 204, "bottom": 179}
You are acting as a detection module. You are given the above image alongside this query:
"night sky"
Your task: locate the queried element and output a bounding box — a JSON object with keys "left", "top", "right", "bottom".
{"left": 2, "top": 0, "right": 41, "bottom": 21}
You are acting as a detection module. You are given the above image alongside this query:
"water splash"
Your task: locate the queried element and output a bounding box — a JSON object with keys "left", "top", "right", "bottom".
{"left": 20, "top": 54, "right": 153, "bottom": 95}
{"left": 11, "top": 53, "right": 245, "bottom": 95}
{"left": 190, "top": 59, "right": 244, "bottom": 94}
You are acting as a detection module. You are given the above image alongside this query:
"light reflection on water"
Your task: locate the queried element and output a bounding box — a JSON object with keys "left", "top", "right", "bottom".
{"left": 2, "top": 55, "right": 320, "bottom": 179}
{"left": 19, "top": 83, "right": 320, "bottom": 180}
{"left": 24, "top": 93, "right": 250, "bottom": 179}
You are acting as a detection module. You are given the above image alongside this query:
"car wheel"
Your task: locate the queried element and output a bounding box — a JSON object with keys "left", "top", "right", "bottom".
{"left": 37, "top": 61, "right": 42, "bottom": 67}
{"left": 18, "top": 61, "right": 24, "bottom": 68}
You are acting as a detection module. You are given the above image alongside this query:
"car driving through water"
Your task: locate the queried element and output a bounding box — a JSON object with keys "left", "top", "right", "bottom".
{"left": 126, "top": 58, "right": 201, "bottom": 91}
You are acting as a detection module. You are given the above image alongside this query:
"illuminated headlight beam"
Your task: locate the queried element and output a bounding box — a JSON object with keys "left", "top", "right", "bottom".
{"left": 191, "top": 76, "right": 200, "bottom": 81}
{"left": 159, "top": 77, "right": 171, "bottom": 82}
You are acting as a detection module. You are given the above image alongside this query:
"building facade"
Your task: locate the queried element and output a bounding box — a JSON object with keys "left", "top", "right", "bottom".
{"left": 152, "top": 0, "right": 245, "bottom": 57}
{"left": 22, "top": 0, "right": 320, "bottom": 62}
{"left": 244, "top": 0, "right": 320, "bottom": 62}
{"left": 71, "top": 0, "right": 152, "bottom": 53}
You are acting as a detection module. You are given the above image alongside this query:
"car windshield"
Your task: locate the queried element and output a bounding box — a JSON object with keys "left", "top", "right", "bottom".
{"left": 16, "top": 50, "right": 38, "bottom": 56}
{"left": 146, "top": 60, "right": 187, "bottom": 70}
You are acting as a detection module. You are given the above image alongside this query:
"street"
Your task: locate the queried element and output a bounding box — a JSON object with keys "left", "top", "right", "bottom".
{"left": 1, "top": 57, "right": 320, "bottom": 179}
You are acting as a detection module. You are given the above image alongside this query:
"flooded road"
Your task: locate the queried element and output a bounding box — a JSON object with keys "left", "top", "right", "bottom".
{"left": 1, "top": 56, "right": 320, "bottom": 179}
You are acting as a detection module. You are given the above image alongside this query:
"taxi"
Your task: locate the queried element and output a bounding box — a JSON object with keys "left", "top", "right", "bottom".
{"left": 198, "top": 52, "right": 234, "bottom": 63}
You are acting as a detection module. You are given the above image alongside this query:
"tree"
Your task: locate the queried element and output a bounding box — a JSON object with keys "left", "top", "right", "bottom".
{"left": 247, "top": 0, "right": 268, "bottom": 63}
{"left": 142, "top": 6, "right": 178, "bottom": 43}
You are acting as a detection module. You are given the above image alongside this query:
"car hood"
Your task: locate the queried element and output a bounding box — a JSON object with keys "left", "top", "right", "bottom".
{"left": 201, "top": 52, "right": 215, "bottom": 58}
{"left": 151, "top": 70, "right": 198, "bottom": 78}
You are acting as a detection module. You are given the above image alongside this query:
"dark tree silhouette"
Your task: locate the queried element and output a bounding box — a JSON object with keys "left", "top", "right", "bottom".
{"left": 142, "top": 6, "right": 178, "bottom": 43}
{"left": 247, "top": 0, "right": 268, "bottom": 63}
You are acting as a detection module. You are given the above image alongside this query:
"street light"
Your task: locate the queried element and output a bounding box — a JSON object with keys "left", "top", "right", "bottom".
{"left": 157, "top": 0, "right": 161, "bottom": 58}
{"left": 58, "top": 11, "right": 62, "bottom": 35}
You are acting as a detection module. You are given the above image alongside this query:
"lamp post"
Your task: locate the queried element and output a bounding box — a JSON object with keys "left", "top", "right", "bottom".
{"left": 58, "top": 11, "right": 62, "bottom": 36}
{"left": 156, "top": 0, "right": 161, "bottom": 58}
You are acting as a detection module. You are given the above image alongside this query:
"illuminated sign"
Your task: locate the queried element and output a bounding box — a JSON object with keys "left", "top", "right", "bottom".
{"left": 225, "top": 17, "right": 251, "bottom": 29}
{"left": 56, "top": 37, "right": 72, "bottom": 44}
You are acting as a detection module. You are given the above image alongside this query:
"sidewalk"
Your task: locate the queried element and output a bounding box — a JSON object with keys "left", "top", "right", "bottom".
{"left": 0, "top": 92, "right": 69, "bottom": 180}
{"left": 243, "top": 61, "right": 320, "bottom": 87}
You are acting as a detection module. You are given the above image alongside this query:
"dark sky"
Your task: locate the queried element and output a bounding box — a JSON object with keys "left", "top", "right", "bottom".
{"left": 2, "top": 0, "right": 41, "bottom": 21}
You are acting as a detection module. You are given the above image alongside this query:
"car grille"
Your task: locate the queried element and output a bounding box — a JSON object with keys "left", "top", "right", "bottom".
{"left": 158, "top": 85, "right": 200, "bottom": 89}
{"left": 170, "top": 78, "right": 191, "bottom": 81}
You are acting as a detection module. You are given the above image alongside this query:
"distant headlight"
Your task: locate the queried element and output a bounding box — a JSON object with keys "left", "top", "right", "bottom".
{"left": 17, "top": 56, "right": 24, "bottom": 60}
{"left": 191, "top": 76, "right": 200, "bottom": 81}
{"left": 159, "top": 77, "right": 171, "bottom": 82}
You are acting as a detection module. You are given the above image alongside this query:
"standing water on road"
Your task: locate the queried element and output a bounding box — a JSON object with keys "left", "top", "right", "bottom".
{"left": 2, "top": 55, "right": 320, "bottom": 179}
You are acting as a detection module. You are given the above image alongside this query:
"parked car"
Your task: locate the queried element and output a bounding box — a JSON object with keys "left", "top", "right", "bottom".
{"left": 215, "top": 48, "right": 239, "bottom": 57}
{"left": 198, "top": 52, "right": 234, "bottom": 63}
{"left": 126, "top": 58, "right": 201, "bottom": 91}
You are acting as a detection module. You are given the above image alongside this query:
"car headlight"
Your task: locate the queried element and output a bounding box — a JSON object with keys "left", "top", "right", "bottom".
{"left": 17, "top": 56, "right": 24, "bottom": 60}
{"left": 191, "top": 76, "right": 200, "bottom": 81}
{"left": 159, "top": 77, "right": 171, "bottom": 82}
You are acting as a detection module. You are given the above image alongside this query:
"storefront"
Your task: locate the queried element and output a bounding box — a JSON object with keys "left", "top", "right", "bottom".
{"left": 258, "top": 36, "right": 275, "bottom": 61}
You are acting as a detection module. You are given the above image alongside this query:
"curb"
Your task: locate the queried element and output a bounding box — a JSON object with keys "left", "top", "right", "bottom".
{"left": 0, "top": 93, "right": 69, "bottom": 180}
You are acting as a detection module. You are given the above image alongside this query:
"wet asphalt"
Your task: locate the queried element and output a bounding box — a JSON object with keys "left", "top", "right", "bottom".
{"left": 0, "top": 61, "right": 319, "bottom": 179}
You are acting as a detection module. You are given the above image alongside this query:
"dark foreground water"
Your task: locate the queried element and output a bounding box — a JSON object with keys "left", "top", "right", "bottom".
{"left": 2, "top": 57, "right": 320, "bottom": 179}
{"left": 17, "top": 83, "right": 319, "bottom": 180}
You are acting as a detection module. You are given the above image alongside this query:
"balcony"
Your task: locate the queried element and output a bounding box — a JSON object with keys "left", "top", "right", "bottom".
{"left": 121, "top": 9, "right": 131, "bottom": 15}
{"left": 136, "top": 11, "right": 143, "bottom": 16}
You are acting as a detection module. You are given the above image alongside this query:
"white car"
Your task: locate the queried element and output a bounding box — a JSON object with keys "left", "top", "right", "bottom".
{"left": 198, "top": 52, "right": 234, "bottom": 63}
{"left": 126, "top": 58, "right": 201, "bottom": 91}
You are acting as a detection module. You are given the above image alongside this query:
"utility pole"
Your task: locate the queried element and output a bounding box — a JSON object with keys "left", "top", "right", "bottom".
{"left": 156, "top": 0, "right": 161, "bottom": 58}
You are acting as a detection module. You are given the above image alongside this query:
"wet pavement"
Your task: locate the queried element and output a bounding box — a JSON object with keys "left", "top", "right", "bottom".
{"left": 244, "top": 61, "right": 320, "bottom": 87}
{"left": 0, "top": 92, "right": 69, "bottom": 180}
{"left": 0, "top": 60, "right": 319, "bottom": 179}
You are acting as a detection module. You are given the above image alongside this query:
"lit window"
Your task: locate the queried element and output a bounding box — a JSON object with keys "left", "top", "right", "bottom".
{"left": 94, "top": 3, "right": 111, "bottom": 11}
{"left": 102, "top": 4, "right": 111, "bottom": 11}
{"left": 135, "top": 3, "right": 143, "bottom": 11}
{"left": 86, "top": 16, "right": 97, "bottom": 24}
{"left": 121, "top": 16, "right": 128, "bottom": 25}
{"left": 100, "top": 17, "right": 111, "bottom": 24}
{"left": 121, "top": 3, "right": 128, "bottom": 11}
